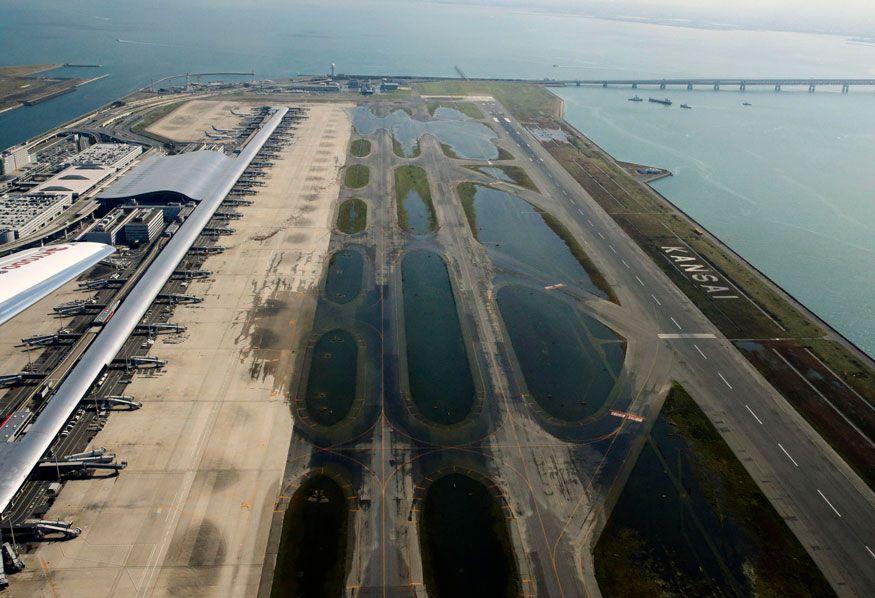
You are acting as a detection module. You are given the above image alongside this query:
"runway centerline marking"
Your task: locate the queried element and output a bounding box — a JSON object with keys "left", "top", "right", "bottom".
{"left": 670, "top": 316, "right": 682, "bottom": 330}
{"left": 816, "top": 489, "right": 842, "bottom": 518}
{"left": 597, "top": 231, "right": 605, "bottom": 239}
{"left": 587, "top": 219, "right": 594, "bottom": 227}
{"left": 650, "top": 294, "right": 662, "bottom": 306}
{"left": 621, "top": 259, "right": 630, "bottom": 269}
{"left": 778, "top": 443, "right": 799, "bottom": 467}
{"left": 718, "top": 372, "right": 733, "bottom": 389}
{"left": 609, "top": 244, "right": 617, "bottom": 254}
{"left": 866, "top": 545, "right": 875, "bottom": 560}
{"left": 635, "top": 275, "right": 645, "bottom": 286}
{"left": 694, "top": 344, "right": 708, "bottom": 359}
{"left": 745, "top": 404, "right": 763, "bottom": 424}
{"left": 658, "top": 333, "right": 716, "bottom": 339}
{"left": 577, "top": 208, "right": 584, "bottom": 215}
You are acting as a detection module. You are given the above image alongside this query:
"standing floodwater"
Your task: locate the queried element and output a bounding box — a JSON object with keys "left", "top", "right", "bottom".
{"left": 477, "top": 166, "right": 514, "bottom": 183}
{"left": 400, "top": 189, "right": 433, "bottom": 234}
{"left": 461, "top": 184, "right": 611, "bottom": 298}
{"left": 498, "top": 285, "right": 624, "bottom": 422}
{"left": 401, "top": 251, "right": 475, "bottom": 424}
{"left": 352, "top": 106, "right": 499, "bottom": 159}
{"left": 304, "top": 330, "right": 358, "bottom": 426}
{"left": 419, "top": 473, "right": 520, "bottom": 597}
{"left": 271, "top": 475, "right": 350, "bottom": 598}
{"left": 324, "top": 249, "right": 364, "bottom": 304}
{"left": 336, "top": 198, "right": 368, "bottom": 234}
{"left": 395, "top": 165, "right": 437, "bottom": 235}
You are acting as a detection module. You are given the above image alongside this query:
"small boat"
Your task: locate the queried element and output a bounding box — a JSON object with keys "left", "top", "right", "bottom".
{"left": 649, "top": 97, "right": 672, "bottom": 106}
{"left": 680, "top": 103, "right": 692, "bottom": 109}
{"left": 628, "top": 95, "right": 643, "bottom": 102}
{"left": 742, "top": 102, "right": 752, "bottom": 106}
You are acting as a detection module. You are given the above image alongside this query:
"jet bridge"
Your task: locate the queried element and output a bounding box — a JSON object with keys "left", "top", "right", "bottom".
{"left": 0, "top": 107, "right": 289, "bottom": 519}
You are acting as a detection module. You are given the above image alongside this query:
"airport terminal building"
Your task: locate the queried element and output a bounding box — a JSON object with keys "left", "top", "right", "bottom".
{"left": 99, "top": 150, "right": 245, "bottom": 207}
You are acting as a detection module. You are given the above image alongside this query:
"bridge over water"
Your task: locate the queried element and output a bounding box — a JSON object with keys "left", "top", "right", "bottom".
{"left": 564, "top": 78, "right": 875, "bottom": 93}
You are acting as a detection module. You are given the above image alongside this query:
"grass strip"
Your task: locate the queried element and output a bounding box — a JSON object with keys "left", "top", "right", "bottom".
{"left": 336, "top": 198, "right": 367, "bottom": 234}
{"left": 349, "top": 138, "right": 371, "bottom": 157}
{"left": 468, "top": 165, "right": 538, "bottom": 192}
{"left": 457, "top": 182, "right": 478, "bottom": 239}
{"left": 393, "top": 137, "right": 421, "bottom": 158}
{"left": 344, "top": 164, "right": 370, "bottom": 188}
{"left": 416, "top": 80, "right": 561, "bottom": 121}
{"left": 395, "top": 165, "right": 436, "bottom": 232}
{"left": 534, "top": 206, "right": 618, "bottom": 304}
{"left": 595, "top": 383, "right": 835, "bottom": 597}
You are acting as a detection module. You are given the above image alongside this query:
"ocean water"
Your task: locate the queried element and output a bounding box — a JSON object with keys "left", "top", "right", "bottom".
{"left": 1, "top": 0, "right": 873, "bottom": 354}
{"left": 556, "top": 87, "right": 875, "bottom": 355}
{"left": 3, "top": 0, "right": 875, "bottom": 148}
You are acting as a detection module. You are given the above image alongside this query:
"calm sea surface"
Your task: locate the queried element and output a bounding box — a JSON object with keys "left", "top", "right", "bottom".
{"left": 1, "top": 0, "right": 873, "bottom": 354}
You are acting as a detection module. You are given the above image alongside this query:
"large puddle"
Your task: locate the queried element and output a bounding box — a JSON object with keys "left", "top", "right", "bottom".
{"left": 304, "top": 329, "right": 358, "bottom": 426}
{"left": 352, "top": 106, "right": 499, "bottom": 159}
{"left": 402, "top": 251, "right": 475, "bottom": 424}
{"left": 396, "top": 165, "right": 436, "bottom": 235}
{"left": 469, "top": 165, "right": 537, "bottom": 191}
{"left": 594, "top": 385, "right": 834, "bottom": 596}
{"left": 420, "top": 473, "right": 520, "bottom": 597}
{"left": 478, "top": 166, "right": 514, "bottom": 183}
{"left": 324, "top": 249, "right": 363, "bottom": 304}
{"left": 336, "top": 198, "right": 367, "bottom": 234}
{"left": 462, "top": 184, "right": 608, "bottom": 298}
{"left": 271, "top": 475, "right": 350, "bottom": 597}
{"left": 498, "top": 285, "right": 624, "bottom": 422}
{"left": 400, "top": 190, "right": 433, "bottom": 234}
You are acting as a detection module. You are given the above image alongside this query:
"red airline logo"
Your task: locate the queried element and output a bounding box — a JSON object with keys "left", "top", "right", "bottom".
{"left": 0, "top": 246, "right": 69, "bottom": 274}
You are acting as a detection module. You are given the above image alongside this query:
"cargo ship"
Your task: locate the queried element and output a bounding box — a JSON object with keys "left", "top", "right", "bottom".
{"left": 648, "top": 97, "right": 672, "bottom": 106}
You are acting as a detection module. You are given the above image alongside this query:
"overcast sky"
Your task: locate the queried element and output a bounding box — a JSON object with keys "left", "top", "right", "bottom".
{"left": 432, "top": 0, "right": 875, "bottom": 35}
{"left": 446, "top": 0, "right": 874, "bottom": 11}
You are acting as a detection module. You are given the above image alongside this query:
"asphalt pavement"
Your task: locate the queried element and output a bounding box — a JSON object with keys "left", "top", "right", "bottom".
{"left": 485, "top": 101, "right": 874, "bottom": 595}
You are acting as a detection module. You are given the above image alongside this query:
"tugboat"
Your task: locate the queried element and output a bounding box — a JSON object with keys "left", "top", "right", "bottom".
{"left": 742, "top": 102, "right": 752, "bottom": 106}
{"left": 648, "top": 97, "right": 672, "bottom": 106}
{"left": 628, "top": 95, "right": 643, "bottom": 102}
{"left": 680, "top": 103, "right": 692, "bottom": 109}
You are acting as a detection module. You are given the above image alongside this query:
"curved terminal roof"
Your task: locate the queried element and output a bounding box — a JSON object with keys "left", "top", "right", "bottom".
{"left": 0, "top": 242, "right": 115, "bottom": 326}
{"left": 31, "top": 164, "right": 115, "bottom": 198}
{"left": 0, "top": 107, "right": 288, "bottom": 517}
{"left": 99, "top": 150, "right": 236, "bottom": 203}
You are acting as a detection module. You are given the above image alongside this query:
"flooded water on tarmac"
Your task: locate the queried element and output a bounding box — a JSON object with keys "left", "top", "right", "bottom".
{"left": 399, "top": 188, "right": 435, "bottom": 234}
{"left": 304, "top": 329, "right": 358, "bottom": 426}
{"left": 466, "top": 184, "right": 605, "bottom": 296}
{"left": 594, "top": 387, "right": 834, "bottom": 596}
{"left": 432, "top": 106, "right": 470, "bottom": 121}
{"left": 352, "top": 106, "right": 499, "bottom": 159}
{"left": 336, "top": 197, "right": 367, "bottom": 234}
{"left": 270, "top": 475, "right": 349, "bottom": 598}
{"left": 401, "top": 251, "right": 475, "bottom": 425}
{"left": 477, "top": 166, "right": 514, "bottom": 183}
{"left": 324, "top": 249, "right": 364, "bottom": 304}
{"left": 498, "top": 285, "right": 624, "bottom": 422}
{"left": 420, "top": 473, "right": 520, "bottom": 598}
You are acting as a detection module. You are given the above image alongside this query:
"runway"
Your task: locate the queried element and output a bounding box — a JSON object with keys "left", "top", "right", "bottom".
{"left": 484, "top": 99, "right": 875, "bottom": 595}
